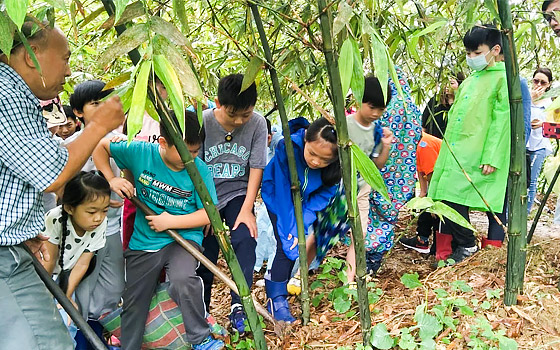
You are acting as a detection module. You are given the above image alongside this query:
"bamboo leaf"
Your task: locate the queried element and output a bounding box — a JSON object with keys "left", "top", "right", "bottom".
{"left": 98, "top": 23, "right": 148, "bottom": 67}
{"left": 545, "top": 95, "right": 560, "bottom": 112}
{"left": 154, "top": 54, "right": 185, "bottom": 135}
{"left": 127, "top": 60, "right": 151, "bottom": 142}
{"left": 426, "top": 201, "right": 476, "bottom": 232}
{"left": 150, "top": 16, "right": 189, "bottom": 47}
{"left": 483, "top": 0, "right": 501, "bottom": 23}
{"left": 333, "top": 1, "right": 354, "bottom": 36}
{"left": 350, "top": 146, "right": 358, "bottom": 211}
{"left": 350, "top": 144, "right": 389, "bottom": 201}
{"left": 172, "top": 0, "right": 189, "bottom": 32}
{"left": 16, "top": 28, "right": 42, "bottom": 77}
{"left": 113, "top": 0, "right": 129, "bottom": 25}
{"left": 5, "top": 0, "right": 29, "bottom": 30}
{"left": 152, "top": 35, "right": 203, "bottom": 100}
{"left": 338, "top": 38, "right": 355, "bottom": 97}
{"left": 115, "top": 1, "right": 145, "bottom": 26}
{"left": 145, "top": 97, "right": 159, "bottom": 122}
{"left": 197, "top": 100, "right": 203, "bottom": 126}
{"left": 81, "top": 6, "right": 105, "bottom": 27}
{"left": 412, "top": 20, "right": 447, "bottom": 37}
{"left": 103, "top": 71, "right": 132, "bottom": 90}
{"left": 406, "top": 197, "right": 435, "bottom": 211}
{"left": 370, "top": 29, "right": 388, "bottom": 104}
{"left": 350, "top": 41, "right": 365, "bottom": 107}
{"left": 241, "top": 56, "right": 263, "bottom": 93}
{"left": 0, "top": 12, "right": 15, "bottom": 59}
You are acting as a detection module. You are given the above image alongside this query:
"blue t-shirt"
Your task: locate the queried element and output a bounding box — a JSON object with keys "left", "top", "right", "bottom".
{"left": 110, "top": 141, "right": 218, "bottom": 250}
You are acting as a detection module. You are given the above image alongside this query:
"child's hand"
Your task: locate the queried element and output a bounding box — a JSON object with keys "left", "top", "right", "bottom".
{"left": 146, "top": 212, "right": 172, "bottom": 232}
{"left": 110, "top": 177, "right": 134, "bottom": 199}
{"left": 109, "top": 135, "right": 127, "bottom": 143}
{"left": 381, "top": 127, "right": 394, "bottom": 146}
{"left": 480, "top": 164, "right": 496, "bottom": 175}
{"left": 233, "top": 208, "right": 258, "bottom": 238}
{"left": 287, "top": 234, "right": 298, "bottom": 250}
{"left": 531, "top": 119, "right": 543, "bottom": 129}
{"left": 109, "top": 199, "right": 124, "bottom": 208}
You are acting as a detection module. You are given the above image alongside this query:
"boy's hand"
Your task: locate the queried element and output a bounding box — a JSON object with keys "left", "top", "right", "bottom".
{"left": 287, "top": 234, "right": 298, "bottom": 250}
{"left": 109, "top": 199, "right": 124, "bottom": 208}
{"left": 109, "top": 135, "right": 127, "bottom": 143}
{"left": 381, "top": 127, "right": 394, "bottom": 146}
{"left": 480, "top": 164, "right": 496, "bottom": 175}
{"left": 146, "top": 212, "right": 173, "bottom": 232}
{"left": 233, "top": 209, "right": 258, "bottom": 238}
{"left": 110, "top": 177, "right": 134, "bottom": 199}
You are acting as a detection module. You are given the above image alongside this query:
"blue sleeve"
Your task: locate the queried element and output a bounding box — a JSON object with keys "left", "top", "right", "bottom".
{"left": 195, "top": 159, "right": 219, "bottom": 208}
{"left": 520, "top": 77, "right": 532, "bottom": 142}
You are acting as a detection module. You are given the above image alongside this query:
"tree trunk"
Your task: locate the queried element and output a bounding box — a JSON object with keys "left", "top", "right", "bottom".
{"left": 496, "top": 0, "right": 528, "bottom": 306}
{"left": 249, "top": 3, "right": 311, "bottom": 324}
{"left": 100, "top": 1, "right": 268, "bottom": 348}
{"left": 316, "top": 0, "right": 372, "bottom": 344}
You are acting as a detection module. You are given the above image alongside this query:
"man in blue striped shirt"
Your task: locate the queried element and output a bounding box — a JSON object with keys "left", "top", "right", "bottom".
{"left": 0, "top": 22, "right": 124, "bottom": 349}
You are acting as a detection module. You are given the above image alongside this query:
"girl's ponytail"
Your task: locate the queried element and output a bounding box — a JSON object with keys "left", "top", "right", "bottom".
{"left": 58, "top": 208, "right": 69, "bottom": 271}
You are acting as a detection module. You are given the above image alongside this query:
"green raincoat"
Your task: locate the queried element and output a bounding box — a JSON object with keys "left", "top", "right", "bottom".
{"left": 428, "top": 62, "right": 511, "bottom": 213}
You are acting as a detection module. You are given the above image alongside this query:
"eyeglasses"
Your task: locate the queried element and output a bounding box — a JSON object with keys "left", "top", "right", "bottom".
{"left": 533, "top": 78, "right": 550, "bottom": 86}
{"left": 543, "top": 10, "right": 560, "bottom": 23}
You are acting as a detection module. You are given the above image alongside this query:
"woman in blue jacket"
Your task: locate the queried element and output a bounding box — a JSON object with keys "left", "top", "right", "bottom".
{"left": 262, "top": 117, "right": 341, "bottom": 323}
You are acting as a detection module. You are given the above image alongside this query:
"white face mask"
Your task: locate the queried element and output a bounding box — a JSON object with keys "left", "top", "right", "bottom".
{"left": 466, "top": 49, "right": 494, "bottom": 71}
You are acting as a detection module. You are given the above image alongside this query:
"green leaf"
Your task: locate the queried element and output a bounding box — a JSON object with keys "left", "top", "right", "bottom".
{"left": 350, "top": 40, "right": 365, "bottom": 107}
{"left": 545, "top": 94, "right": 560, "bottom": 112}
{"left": 427, "top": 201, "right": 476, "bottom": 232}
{"left": 172, "top": 0, "right": 189, "bottom": 32}
{"left": 150, "top": 16, "right": 189, "bottom": 47}
{"left": 5, "top": 0, "right": 29, "bottom": 30}
{"left": 398, "top": 328, "right": 417, "bottom": 350}
{"left": 333, "top": 1, "right": 354, "bottom": 36}
{"left": 483, "top": 0, "right": 501, "bottom": 23}
{"left": 369, "top": 27, "right": 388, "bottom": 102}
{"left": 481, "top": 301, "right": 491, "bottom": 310}
{"left": 196, "top": 100, "right": 203, "bottom": 126}
{"left": 333, "top": 296, "right": 352, "bottom": 313}
{"left": 419, "top": 339, "right": 436, "bottom": 350}
{"left": 338, "top": 38, "right": 355, "bottom": 97}
{"left": 45, "top": 0, "right": 66, "bottom": 10}
{"left": 406, "top": 197, "right": 435, "bottom": 211}
{"left": 241, "top": 56, "right": 263, "bottom": 93}
{"left": 312, "top": 293, "right": 324, "bottom": 307}
{"left": 370, "top": 323, "right": 393, "bottom": 349}
{"left": 113, "top": 0, "right": 129, "bottom": 25}
{"left": 350, "top": 144, "right": 389, "bottom": 201}
{"left": 310, "top": 280, "right": 323, "bottom": 291}
{"left": 152, "top": 35, "right": 203, "bottom": 100}
{"left": 415, "top": 312, "right": 442, "bottom": 341}
{"left": 401, "top": 273, "right": 422, "bottom": 289}
{"left": 145, "top": 98, "right": 159, "bottom": 122}
{"left": 0, "top": 12, "right": 15, "bottom": 59}
{"left": 498, "top": 336, "right": 518, "bottom": 350}
{"left": 104, "top": 71, "right": 132, "bottom": 90}
{"left": 115, "top": 1, "right": 145, "bottom": 26}
{"left": 451, "top": 280, "right": 473, "bottom": 292}
{"left": 127, "top": 60, "right": 151, "bottom": 142}
{"left": 99, "top": 23, "right": 148, "bottom": 67}
{"left": 154, "top": 54, "right": 185, "bottom": 135}
{"left": 413, "top": 20, "right": 447, "bottom": 37}
{"left": 16, "top": 29, "right": 42, "bottom": 77}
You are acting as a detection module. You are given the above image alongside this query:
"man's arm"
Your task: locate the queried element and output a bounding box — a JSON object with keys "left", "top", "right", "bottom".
{"left": 233, "top": 168, "right": 263, "bottom": 238}
{"left": 45, "top": 97, "right": 124, "bottom": 192}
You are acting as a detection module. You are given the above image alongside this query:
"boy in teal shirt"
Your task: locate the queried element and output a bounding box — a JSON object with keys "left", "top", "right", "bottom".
{"left": 428, "top": 24, "right": 511, "bottom": 263}
{"left": 93, "top": 111, "right": 223, "bottom": 350}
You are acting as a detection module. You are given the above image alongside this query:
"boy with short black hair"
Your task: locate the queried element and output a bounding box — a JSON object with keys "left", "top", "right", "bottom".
{"left": 93, "top": 111, "right": 223, "bottom": 350}
{"left": 197, "top": 74, "right": 268, "bottom": 334}
{"left": 345, "top": 76, "right": 394, "bottom": 284}
{"left": 428, "top": 24, "right": 510, "bottom": 264}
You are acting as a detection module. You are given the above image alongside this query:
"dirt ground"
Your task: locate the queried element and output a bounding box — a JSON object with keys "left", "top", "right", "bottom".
{"left": 208, "top": 194, "right": 560, "bottom": 349}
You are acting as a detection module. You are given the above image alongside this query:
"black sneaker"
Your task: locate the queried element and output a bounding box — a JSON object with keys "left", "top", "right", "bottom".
{"left": 229, "top": 304, "right": 247, "bottom": 335}
{"left": 365, "top": 250, "right": 384, "bottom": 275}
{"left": 399, "top": 236, "right": 430, "bottom": 254}
{"left": 447, "top": 246, "right": 478, "bottom": 264}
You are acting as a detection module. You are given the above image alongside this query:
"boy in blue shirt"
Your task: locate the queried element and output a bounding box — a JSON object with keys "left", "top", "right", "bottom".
{"left": 93, "top": 111, "right": 223, "bottom": 350}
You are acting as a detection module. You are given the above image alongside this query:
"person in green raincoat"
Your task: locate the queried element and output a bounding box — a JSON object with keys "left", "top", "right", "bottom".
{"left": 428, "top": 24, "right": 511, "bottom": 263}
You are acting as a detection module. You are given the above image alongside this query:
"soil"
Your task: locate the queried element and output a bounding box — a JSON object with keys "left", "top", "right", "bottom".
{"left": 208, "top": 194, "right": 560, "bottom": 349}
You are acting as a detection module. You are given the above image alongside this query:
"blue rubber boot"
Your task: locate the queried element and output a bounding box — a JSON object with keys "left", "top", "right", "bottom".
{"left": 265, "top": 279, "right": 296, "bottom": 323}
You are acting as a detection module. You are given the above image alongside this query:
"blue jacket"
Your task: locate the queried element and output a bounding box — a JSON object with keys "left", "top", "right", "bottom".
{"left": 262, "top": 128, "right": 338, "bottom": 260}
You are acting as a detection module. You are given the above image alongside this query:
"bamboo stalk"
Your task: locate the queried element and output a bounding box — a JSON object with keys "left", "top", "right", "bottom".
{"left": 100, "top": 1, "right": 267, "bottom": 348}
{"left": 316, "top": 0, "right": 372, "bottom": 344}
{"left": 496, "top": 1, "right": 529, "bottom": 306}
{"left": 248, "top": 3, "right": 311, "bottom": 324}
{"left": 527, "top": 164, "right": 560, "bottom": 243}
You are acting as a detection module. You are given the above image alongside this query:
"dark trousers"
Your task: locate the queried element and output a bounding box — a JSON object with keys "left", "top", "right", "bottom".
{"left": 197, "top": 195, "right": 257, "bottom": 311}
{"left": 416, "top": 211, "right": 439, "bottom": 239}
{"left": 121, "top": 242, "right": 209, "bottom": 349}
{"left": 268, "top": 210, "right": 296, "bottom": 282}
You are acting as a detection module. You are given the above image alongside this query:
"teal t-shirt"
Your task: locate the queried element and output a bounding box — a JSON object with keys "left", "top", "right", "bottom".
{"left": 110, "top": 141, "right": 218, "bottom": 250}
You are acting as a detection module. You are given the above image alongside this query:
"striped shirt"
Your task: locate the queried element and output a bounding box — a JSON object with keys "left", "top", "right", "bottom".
{"left": 0, "top": 62, "right": 68, "bottom": 245}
